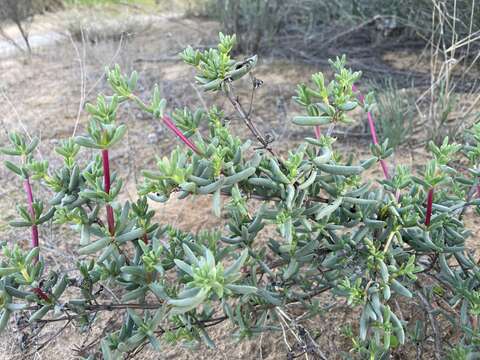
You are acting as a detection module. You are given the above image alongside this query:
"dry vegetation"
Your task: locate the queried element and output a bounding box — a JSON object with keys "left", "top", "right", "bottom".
{"left": 0, "top": 1, "right": 479, "bottom": 359}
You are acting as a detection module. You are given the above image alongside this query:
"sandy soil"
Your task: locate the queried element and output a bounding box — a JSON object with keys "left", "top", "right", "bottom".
{"left": 0, "top": 4, "right": 477, "bottom": 360}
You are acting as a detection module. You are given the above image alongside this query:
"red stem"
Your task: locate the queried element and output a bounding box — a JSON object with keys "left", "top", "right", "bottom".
{"left": 163, "top": 115, "right": 200, "bottom": 154}
{"left": 477, "top": 184, "right": 480, "bottom": 198}
{"left": 32, "top": 287, "right": 50, "bottom": 302}
{"left": 23, "top": 178, "right": 39, "bottom": 255}
{"left": 425, "top": 187, "right": 434, "bottom": 226}
{"left": 102, "top": 149, "right": 115, "bottom": 236}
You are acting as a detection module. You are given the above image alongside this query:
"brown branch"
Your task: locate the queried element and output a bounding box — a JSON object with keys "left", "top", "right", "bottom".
{"left": 223, "top": 80, "right": 275, "bottom": 155}
{"left": 13, "top": 17, "right": 31, "bottom": 54}
{"left": 319, "top": 15, "right": 384, "bottom": 51}
{"left": 124, "top": 315, "right": 229, "bottom": 359}
{"left": 23, "top": 283, "right": 331, "bottom": 320}
{"left": 31, "top": 320, "right": 71, "bottom": 354}
{"left": 415, "top": 284, "right": 443, "bottom": 360}
{"left": 23, "top": 302, "right": 165, "bottom": 314}
{"left": 169, "top": 187, "right": 329, "bottom": 204}
{"left": 241, "top": 191, "right": 329, "bottom": 204}
{"left": 18, "top": 281, "right": 334, "bottom": 359}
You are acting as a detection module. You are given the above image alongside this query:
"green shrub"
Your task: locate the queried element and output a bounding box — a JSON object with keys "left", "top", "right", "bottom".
{"left": 206, "top": 0, "right": 479, "bottom": 57}
{"left": 212, "top": 0, "right": 286, "bottom": 53}
{"left": 2, "top": 33, "right": 480, "bottom": 359}
{"left": 369, "top": 79, "right": 415, "bottom": 149}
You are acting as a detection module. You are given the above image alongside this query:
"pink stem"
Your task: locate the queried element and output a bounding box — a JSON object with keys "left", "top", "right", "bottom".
{"left": 477, "top": 184, "right": 480, "bottom": 198}
{"left": 425, "top": 188, "right": 434, "bottom": 226}
{"left": 23, "top": 178, "right": 39, "bottom": 254}
{"left": 367, "top": 108, "right": 391, "bottom": 179}
{"left": 352, "top": 85, "right": 390, "bottom": 180}
{"left": 314, "top": 126, "right": 321, "bottom": 139}
{"left": 163, "top": 115, "right": 200, "bottom": 154}
{"left": 367, "top": 111, "right": 379, "bottom": 145}
{"left": 102, "top": 149, "right": 115, "bottom": 236}
{"left": 379, "top": 159, "right": 390, "bottom": 179}
{"left": 352, "top": 85, "right": 365, "bottom": 103}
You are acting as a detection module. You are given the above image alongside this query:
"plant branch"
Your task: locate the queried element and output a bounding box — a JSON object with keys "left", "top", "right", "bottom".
{"left": 416, "top": 285, "right": 443, "bottom": 360}
{"left": 23, "top": 177, "right": 39, "bottom": 257}
{"left": 223, "top": 81, "right": 275, "bottom": 155}
{"left": 225, "top": 189, "right": 329, "bottom": 204}
{"left": 162, "top": 115, "right": 201, "bottom": 154}
{"left": 352, "top": 84, "right": 390, "bottom": 179}
{"left": 128, "top": 93, "right": 201, "bottom": 155}
{"left": 102, "top": 149, "right": 115, "bottom": 236}
{"left": 425, "top": 188, "right": 434, "bottom": 226}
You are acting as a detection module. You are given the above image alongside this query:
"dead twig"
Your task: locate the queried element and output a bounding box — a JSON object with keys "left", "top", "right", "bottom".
{"left": 416, "top": 285, "right": 443, "bottom": 360}
{"left": 319, "top": 15, "right": 384, "bottom": 51}
{"left": 223, "top": 80, "right": 275, "bottom": 156}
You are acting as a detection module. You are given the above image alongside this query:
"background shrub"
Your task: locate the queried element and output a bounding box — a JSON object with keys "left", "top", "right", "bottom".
{"left": 206, "top": 0, "right": 480, "bottom": 57}
{"left": 370, "top": 79, "right": 415, "bottom": 149}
